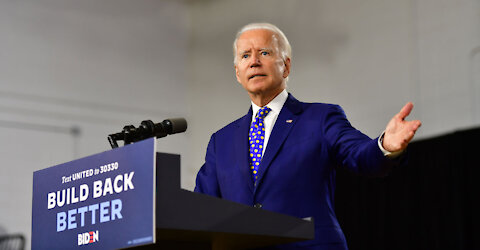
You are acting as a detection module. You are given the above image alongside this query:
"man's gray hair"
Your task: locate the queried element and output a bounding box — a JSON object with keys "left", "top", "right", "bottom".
{"left": 233, "top": 23, "right": 292, "bottom": 65}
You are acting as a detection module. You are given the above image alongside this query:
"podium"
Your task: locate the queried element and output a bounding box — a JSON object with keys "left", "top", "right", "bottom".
{"left": 32, "top": 138, "right": 314, "bottom": 250}
{"left": 144, "top": 153, "right": 314, "bottom": 249}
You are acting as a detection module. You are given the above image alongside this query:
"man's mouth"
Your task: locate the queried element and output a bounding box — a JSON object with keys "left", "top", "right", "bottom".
{"left": 249, "top": 74, "right": 267, "bottom": 80}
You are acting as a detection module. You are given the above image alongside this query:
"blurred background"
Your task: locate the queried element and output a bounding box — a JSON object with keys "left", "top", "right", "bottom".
{"left": 0, "top": 0, "right": 479, "bottom": 249}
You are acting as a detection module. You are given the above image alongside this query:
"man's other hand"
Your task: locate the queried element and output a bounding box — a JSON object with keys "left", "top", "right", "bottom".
{"left": 383, "top": 102, "right": 422, "bottom": 152}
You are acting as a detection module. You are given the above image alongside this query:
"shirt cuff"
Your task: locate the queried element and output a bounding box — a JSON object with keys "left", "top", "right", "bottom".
{"left": 378, "top": 131, "right": 404, "bottom": 158}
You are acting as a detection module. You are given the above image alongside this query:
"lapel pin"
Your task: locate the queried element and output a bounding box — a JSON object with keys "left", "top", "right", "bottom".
{"left": 286, "top": 120, "right": 293, "bottom": 123}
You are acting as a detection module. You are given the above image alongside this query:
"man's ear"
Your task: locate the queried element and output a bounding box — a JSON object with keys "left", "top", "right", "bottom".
{"left": 235, "top": 65, "right": 241, "bottom": 83}
{"left": 283, "top": 57, "right": 291, "bottom": 78}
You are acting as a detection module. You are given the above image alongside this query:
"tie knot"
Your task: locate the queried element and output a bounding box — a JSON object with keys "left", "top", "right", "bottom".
{"left": 256, "top": 107, "right": 271, "bottom": 119}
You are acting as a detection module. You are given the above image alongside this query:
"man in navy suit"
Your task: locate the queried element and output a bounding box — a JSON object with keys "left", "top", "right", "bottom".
{"left": 195, "top": 23, "right": 421, "bottom": 249}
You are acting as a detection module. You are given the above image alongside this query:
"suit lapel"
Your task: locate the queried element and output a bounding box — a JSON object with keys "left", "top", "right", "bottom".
{"left": 234, "top": 107, "right": 255, "bottom": 192}
{"left": 255, "top": 94, "right": 303, "bottom": 190}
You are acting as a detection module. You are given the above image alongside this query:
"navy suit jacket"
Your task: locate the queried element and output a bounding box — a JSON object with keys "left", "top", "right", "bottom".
{"left": 195, "top": 94, "right": 397, "bottom": 249}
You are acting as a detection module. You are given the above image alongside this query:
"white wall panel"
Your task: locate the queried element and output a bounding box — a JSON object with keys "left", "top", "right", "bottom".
{"left": 0, "top": 1, "right": 190, "bottom": 247}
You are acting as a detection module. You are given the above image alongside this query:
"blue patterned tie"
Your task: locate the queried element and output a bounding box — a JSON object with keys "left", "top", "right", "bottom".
{"left": 249, "top": 106, "right": 271, "bottom": 183}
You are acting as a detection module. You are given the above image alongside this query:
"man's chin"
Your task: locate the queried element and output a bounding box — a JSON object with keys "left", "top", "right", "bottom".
{"left": 246, "top": 87, "right": 282, "bottom": 97}
{"left": 245, "top": 85, "right": 267, "bottom": 95}
{"left": 246, "top": 78, "right": 270, "bottom": 88}
{"left": 241, "top": 79, "right": 284, "bottom": 96}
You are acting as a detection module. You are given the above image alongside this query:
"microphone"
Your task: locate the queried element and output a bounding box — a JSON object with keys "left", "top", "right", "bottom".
{"left": 108, "top": 118, "right": 187, "bottom": 148}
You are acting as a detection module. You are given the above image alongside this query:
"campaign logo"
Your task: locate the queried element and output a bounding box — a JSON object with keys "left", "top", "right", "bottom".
{"left": 78, "top": 230, "right": 99, "bottom": 246}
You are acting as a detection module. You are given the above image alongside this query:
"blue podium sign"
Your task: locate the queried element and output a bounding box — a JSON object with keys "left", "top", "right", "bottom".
{"left": 32, "top": 138, "right": 156, "bottom": 249}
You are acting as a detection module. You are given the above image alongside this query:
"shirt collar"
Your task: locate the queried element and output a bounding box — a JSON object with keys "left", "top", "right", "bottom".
{"left": 251, "top": 89, "right": 288, "bottom": 117}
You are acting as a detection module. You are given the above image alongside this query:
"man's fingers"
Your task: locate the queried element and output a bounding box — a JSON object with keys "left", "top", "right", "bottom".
{"left": 404, "top": 120, "right": 421, "bottom": 136}
{"left": 384, "top": 104, "right": 421, "bottom": 152}
{"left": 397, "top": 102, "right": 414, "bottom": 120}
{"left": 413, "top": 120, "right": 422, "bottom": 130}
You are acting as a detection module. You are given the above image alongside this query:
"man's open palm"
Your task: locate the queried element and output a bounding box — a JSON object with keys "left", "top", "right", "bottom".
{"left": 383, "top": 102, "right": 422, "bottom": 152}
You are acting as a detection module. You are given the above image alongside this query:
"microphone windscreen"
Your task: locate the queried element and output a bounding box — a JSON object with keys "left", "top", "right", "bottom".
{"left": 167, "top": 118, "right": 187, "bottom": 134}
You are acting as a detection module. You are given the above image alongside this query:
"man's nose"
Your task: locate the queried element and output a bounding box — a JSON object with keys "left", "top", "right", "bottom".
{"left": 249, "top": 54, "right": 261, "bottom": 67}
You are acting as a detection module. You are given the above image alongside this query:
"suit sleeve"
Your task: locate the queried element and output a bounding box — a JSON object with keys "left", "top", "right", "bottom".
{"left": 323, "top": 105, "right": 398, "bottom": 176}
{"left": 194, "top": 133, "right": 221, "bottom": 197}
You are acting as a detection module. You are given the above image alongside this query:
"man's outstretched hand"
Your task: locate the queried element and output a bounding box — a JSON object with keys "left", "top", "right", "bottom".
{"left": 383, "top": 102, "right": 422, "bottom": 152}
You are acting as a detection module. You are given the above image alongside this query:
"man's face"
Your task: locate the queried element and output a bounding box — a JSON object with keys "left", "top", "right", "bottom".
{"left": 234, "top": 29, "right": 290, "bottom": 98}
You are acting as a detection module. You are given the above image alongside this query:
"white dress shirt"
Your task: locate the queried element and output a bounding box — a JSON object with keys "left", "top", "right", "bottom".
{"left": 250, "top": 89, "right": 288, "bottom": 156}
{"left": 250, "top": 89, "right": 400, "bottom": 157}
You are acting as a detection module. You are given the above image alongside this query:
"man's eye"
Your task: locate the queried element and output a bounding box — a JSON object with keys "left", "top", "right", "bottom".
{"left": 261, "top": 51, "right": 269, "bottom": 56}
{"left": 242, "top": 54, "right": 249, "bottom": 59}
